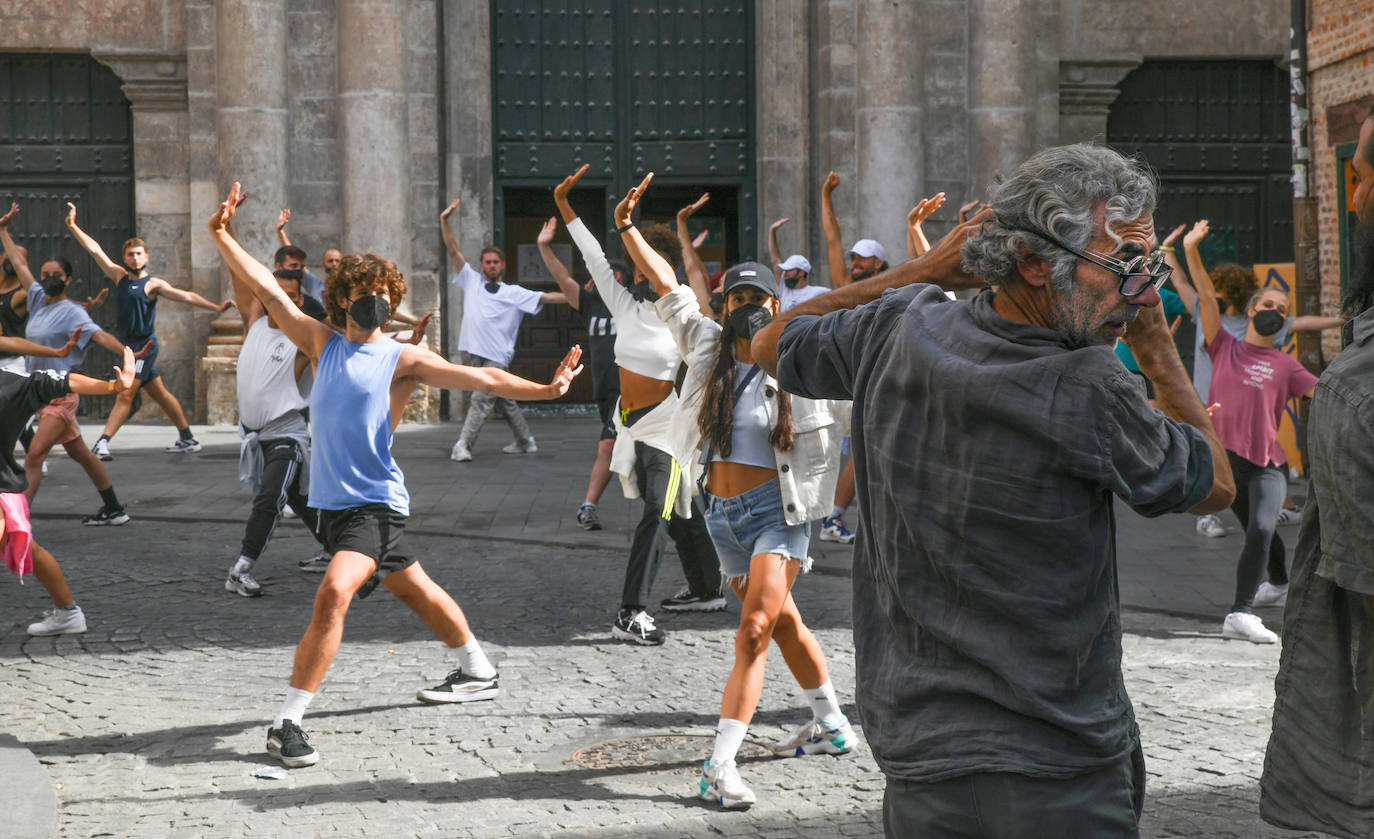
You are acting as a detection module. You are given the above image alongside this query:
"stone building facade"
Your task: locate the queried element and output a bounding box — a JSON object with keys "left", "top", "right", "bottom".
{"left": 1, "top": 0, "right": 1295, "bottom": 422}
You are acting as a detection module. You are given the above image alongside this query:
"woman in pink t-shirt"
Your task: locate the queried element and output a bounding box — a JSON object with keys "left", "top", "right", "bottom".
{"left": 1185, "top": 221, "right": 1318, "bottom": 644}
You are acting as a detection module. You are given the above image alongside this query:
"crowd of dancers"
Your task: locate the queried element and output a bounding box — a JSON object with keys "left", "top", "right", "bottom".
{"left": 4, "top": 125, "right": 1367, "bottom": 835}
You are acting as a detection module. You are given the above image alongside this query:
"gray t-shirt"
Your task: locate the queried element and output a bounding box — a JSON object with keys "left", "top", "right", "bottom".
{"left": 777, "top": 285, "right": 1214, "bottom": 782}
{"left": 24, "top": 283, "right": 99, "bottom": 374}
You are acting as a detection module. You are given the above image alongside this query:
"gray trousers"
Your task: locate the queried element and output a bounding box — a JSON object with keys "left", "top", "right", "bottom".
{"left": 457, "top": 353, "right": 531, "bottom": 446}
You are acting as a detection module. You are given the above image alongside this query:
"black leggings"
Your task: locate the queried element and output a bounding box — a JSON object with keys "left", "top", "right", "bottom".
{"left": 1226, "top": 450, "right": 1288, "bottom": 612}
{"left": 621, "top": 441, "right": 720, "bottom": 611}
{"left": 240, "top": 439, "right": 327, "bottom": 561}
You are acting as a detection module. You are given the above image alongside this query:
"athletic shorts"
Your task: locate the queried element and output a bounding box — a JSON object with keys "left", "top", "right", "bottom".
{"left": 316, "top": 504, "right": 416, "bottom": 598}
{"left": 36, "top": 393, "right": 81, "bottom": 445}
{"left": 129, "top": 336, "right": 160, "bottom": 383}
{"left": 596, "top": 396, "right": 619, "bottom": 441}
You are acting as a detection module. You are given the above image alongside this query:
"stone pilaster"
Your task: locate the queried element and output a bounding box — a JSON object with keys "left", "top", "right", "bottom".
{"left": 1057, "top": 60, "right": 1142, "bottom": 145}
{"left": 969, "top": 0, "right": 1050, "bottom": 198}
{"left": 756, "top": 0, "right": 811, "bottom": 270}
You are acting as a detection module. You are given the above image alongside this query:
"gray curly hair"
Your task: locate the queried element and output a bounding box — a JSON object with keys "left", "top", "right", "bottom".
{"left": 961, "top": 144, "right": 1157, "bottom": 292}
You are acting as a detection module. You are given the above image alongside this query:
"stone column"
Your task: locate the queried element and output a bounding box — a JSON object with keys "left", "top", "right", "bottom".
{"left": 756, "top": 0, "right": 811, "bottom": 271}
{"left": 854, "top": 0, "right": 923, "bottom": 266}
{"left": 338, "top": 0, "right": 411, "bottom": 274}
{"left": 968, "top": 0, "right": 1045, "bottom": 198}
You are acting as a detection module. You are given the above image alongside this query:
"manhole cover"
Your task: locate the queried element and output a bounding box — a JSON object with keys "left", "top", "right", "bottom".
{"left": 572, "top": 735, "right": 769, "bottom": 771}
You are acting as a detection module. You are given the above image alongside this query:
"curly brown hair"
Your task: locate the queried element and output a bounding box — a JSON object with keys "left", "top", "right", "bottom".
{"left": 640, "top": 223, "right": 682, "bottom": 268}
{"left": 1210, "top": 263, "right": 1257, "bottom": 314}
{"left": 325, "top": 253, "right": 407, "bottom": 329}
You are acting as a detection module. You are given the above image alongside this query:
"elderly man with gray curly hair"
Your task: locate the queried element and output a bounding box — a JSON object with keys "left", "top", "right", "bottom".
{"left": 752, "top": 144, "right": 1235, "bottom": 837}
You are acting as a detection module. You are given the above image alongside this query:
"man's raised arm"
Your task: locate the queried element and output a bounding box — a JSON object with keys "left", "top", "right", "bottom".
{"left": 64, "top": 202, "right": 125, "bottom": 282}
{"left": 440, "top": 199, "right": 467, "bottom": 274}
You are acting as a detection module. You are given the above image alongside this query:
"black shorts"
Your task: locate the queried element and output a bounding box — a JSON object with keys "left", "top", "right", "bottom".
{"left": 597, "top": 396, "right": 619, "bottom": 441}
{"left": 317, "top": 504, "right": 416, "bottom": 597}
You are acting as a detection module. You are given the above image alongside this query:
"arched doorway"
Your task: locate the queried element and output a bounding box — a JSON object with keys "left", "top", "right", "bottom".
{"left": 0, "top": 52, "right": 135, "bottom": 416}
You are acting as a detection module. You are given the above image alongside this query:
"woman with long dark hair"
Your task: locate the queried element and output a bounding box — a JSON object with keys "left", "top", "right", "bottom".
{"left": 617, "top": 174, "right": 851, "bottom": 809}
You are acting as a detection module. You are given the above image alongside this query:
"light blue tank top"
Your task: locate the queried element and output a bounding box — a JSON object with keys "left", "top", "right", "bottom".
{"left": 307, "top": 334, "right": 410, "bottom": 515}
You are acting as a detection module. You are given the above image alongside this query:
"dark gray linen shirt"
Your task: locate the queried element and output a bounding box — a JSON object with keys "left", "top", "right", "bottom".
{"left": 1261, "top": 307, "right": 1374, "bottom": 838}
{"left": 777, "top": 284, "right": 1214, "bottom": 782}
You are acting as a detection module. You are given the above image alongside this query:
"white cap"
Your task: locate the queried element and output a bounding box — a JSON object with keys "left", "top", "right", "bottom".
{"left": 847, "top": 238, "right": 886, "bottom": 261}
{"left": 777, "top": 254, "right": 811, "bottom": 274}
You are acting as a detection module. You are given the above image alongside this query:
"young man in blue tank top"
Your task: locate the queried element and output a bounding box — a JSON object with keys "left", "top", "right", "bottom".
{"left": 209, "top": 183, "right": 583, "bottom": 769}
{"left": 65, "top": 203, "right": 234, "bottom": 459}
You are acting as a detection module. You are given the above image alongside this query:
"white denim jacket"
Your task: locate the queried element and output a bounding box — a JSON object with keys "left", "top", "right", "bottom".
{"left": 654, "top": 285, "right": 843, "bottom": 524}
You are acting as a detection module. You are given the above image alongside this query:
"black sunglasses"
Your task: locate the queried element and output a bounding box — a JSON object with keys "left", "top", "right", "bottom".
{"left": 1011, "top": 227, "right": 1171, "bottom": 297}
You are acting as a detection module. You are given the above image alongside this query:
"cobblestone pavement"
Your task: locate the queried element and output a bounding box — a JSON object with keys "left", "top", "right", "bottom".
{"left": 0, "top": 419, "right": 1321, "bottom": 837}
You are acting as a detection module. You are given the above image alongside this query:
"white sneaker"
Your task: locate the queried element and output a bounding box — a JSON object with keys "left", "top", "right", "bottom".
{"left": 502, "top": 436, "right": 537, "bottom": 454}
{"left": 166, "top": 438, "right": 202, "bottom": 453}
{"left": 1196, "top": 514, "right": 1226, "bottom": 538}
{"left": 1277, "top": 507, "right": 1302, "bottom": 526}
{"left": 27, "top": 605, "right": 87, "bottom": 636}
{"left": 699, "top": 759, "right": 756, "bottom": 809}
{"left": 449, "top": 440, "right": 472, "bottom": 462}
{"left": 91, "top": 438, "right": 112, "bottom": 461}
{"left": 770, "top": 717, "right": 854, "bottom": 756}
{"left": 1253, "top": 582, "right": 1289, "bottom": 608}
{"left": 282, "top": 504, "right": 298, "bottom": 519}
{"left": 226, "top": 569, "right": 264, "bottom": 597}
{"left": 1222, "top": 611, "right": 1278, "bottom": 644}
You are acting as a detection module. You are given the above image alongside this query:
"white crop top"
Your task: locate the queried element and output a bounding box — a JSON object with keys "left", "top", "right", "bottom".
{"left": 709, "top": 362, "right": 775, "bottom": 470}
{"left": 566, "top": 217, "right": 682, "bottom": 381}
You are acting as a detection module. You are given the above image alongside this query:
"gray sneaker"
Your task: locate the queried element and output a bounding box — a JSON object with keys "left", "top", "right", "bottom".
{"left": 226, "top": 569, "right": 263, "bottom": 597}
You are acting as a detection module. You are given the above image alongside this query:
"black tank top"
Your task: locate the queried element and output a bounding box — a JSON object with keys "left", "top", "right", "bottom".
{"left": 0, "top": 285, "right": 28, "bottom": 359}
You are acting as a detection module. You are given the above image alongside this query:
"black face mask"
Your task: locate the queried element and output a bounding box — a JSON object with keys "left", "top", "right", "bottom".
{"left": 727, "top": 303, "right": 772, "bottom": 340}
{"left": 348, "top": 295, "right": 390, "bottom": 331}
{"left": 1252, "top": 309, "right": 1285, "bottom": 337}
{"left": 784, "top": 274, "right": 803, "bottom": 290}
{"left": 39, "top": 276, "right": 67, "bottom": 297}
{"left": 629, "top": 280, "right": 658, "bottom": 303}
{"left": 484, "top": 281, "right": 501, "bottom": 294}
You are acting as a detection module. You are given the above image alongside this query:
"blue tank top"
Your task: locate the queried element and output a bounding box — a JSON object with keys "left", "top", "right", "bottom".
{"left": 115, "top": 274, "right": 157, "bottom": 341}
{"left": 307, "top": 334, "right": 410, "bottom": 515}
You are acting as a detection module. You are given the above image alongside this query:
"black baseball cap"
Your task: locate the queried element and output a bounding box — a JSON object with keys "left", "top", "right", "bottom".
{"left": 720, "top": 261, "right": 778, "bottom": 298}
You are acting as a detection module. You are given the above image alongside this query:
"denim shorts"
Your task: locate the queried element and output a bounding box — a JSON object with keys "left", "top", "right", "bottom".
{"left": 704, "top": 478, "right": 812, "bottom": 581}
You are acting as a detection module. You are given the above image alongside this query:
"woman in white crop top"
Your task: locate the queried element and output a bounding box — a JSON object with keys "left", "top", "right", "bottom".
{"left": 617, "top": 174, "right": 852, "bottom": 810}
{"left": 554, "top": 165, "right": 723, "bottom": 648}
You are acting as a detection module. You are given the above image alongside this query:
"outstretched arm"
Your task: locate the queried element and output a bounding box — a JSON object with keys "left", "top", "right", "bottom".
{"left": 144, "top": 277, "right": 234, "bottom": 314}
{"left": 821, "top": 171, "right": 848, "bottom": 288}
{"left": 209, "top": 183, "right": 333, "bottom": 360}
{"left": 64, "top": 202, "right": 125, "bottom": 282}
{"left": 0, "top": 203, "right": 36, "bottom": 290}
{"left": 439, "top": 199, "right": 466, "bottom": 274}
{"left": 276, "top": 208, "right": 292, "bottom": 247}
{"left": 768, "top": 217, "right": 789, "bottom": 284}
{"left": 0, "top": 330, "right": 79, "bottom": 358}
{"left": 1183, "top": 220, "right": 1220, "bottom": 345}
{"left": 537, "top": 216, "right": 583, "bottom": 311}
{"left": 67, "top": 346, "right": 137, "bottom": 396}
{"left": 1291, "top": 315, "right": 1343, "bottom": 332}
{"left": 676, "top": 193, "right": 713, "bottom": 314}
{"left": 400, "top": 343, "right": 583, "bottom": 400}
{"left": 616, "top": 174, "right": 679, "bottom": 299}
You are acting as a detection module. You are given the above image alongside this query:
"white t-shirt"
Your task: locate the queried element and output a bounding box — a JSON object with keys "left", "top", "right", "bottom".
{"left": 237, "top": 317, "right": 309, "bottom": 429}
{"left": 779, "top": 283, "right": 830, "bottom": 313}
{"left": 452, "top": 264, "right": 544, "bottom": 366}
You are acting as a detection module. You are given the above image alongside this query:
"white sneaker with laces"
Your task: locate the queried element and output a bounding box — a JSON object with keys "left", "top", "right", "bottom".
{"left": 450, "top": 440, "right": 472, "bottom": 462}
{"left": 1195, "top": 514, "right": 1226, "bottom": 538}
{"left": 27, "top": 605, "right": 87, "bottom": 636}
{"left": 770, "top": 717, "right": 854, "bottom": 756}
{"left": 502, "top": 436, "right": 537, "bottom": 454}
{"left": 226, "top": 569, "right": 263, "bottom": 597}
{"left": 699, "top": 759, "right": 756, "bottom": 809}
{"left": 166, "top": 438, "right": 202, "bottom": 453}
{"left": 1277, "top": 507, "right": 1302, "bottom": 526}
{"left": 91, "top": 438, "right": 112, "bottom": 461}
{"left": 1222, "top": 611, "right": 1278, "bottom": 644}
{"left": 1253, "top": 582, "right": 1289, "bottom": 608}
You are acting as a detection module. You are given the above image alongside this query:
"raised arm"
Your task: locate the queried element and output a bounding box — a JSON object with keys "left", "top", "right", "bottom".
{"left": 399, "top": 343, "right": 582, "bottom": 399}
{"left": 616, "top": 174, "right": 680, "bottom": 299}
{"left": 555, "top": 165, "right": 634, "bottom": 315}
{"left": 821, "top": 171, "right": 848, "bottom": 288}
{"left": 0, "top": 203, "right": 36, "bottom": 288}
{"left": 1156, "top": 224, "right": 1195, "bottom": 315}
{"left": 1183, "top": 220, "right": 1220, "bottom": 345}
{"left": 537, "top": 216, "right": 583, "bottom": 310}
{"left": 276, "top": 208, "right": 292, "bottom": 247}
{"left": 439, "top": 198, "right": 466, "bottom": 273}
{"left": 906, "top": 192, "right": 946, "bottom": 259}
{"left": 64, "top": 202, "right": 125, "bottom": 282}
{"left": 753, "top": 207, "right": 995, "bottom": 376}
{"left": 676, "top": 193, "right": 713, "bottom": 314}
{"left": 209, "top": 183, "right": 333, "bottom": 359}
{"left": 768, "top": 217, "right": 789, "bottom": 284}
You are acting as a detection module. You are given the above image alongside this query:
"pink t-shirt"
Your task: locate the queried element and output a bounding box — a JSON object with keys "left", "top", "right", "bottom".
{"left": 1206, "top": 328, "right": 1318, "bottom": 467}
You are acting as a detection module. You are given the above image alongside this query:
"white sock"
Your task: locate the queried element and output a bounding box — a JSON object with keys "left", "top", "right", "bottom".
{"left": 273, "top": 687, "right": 314, "bottom": 728}
{"left": 806, "top": 680, "right": 846, "bottom": 726}
{"left": 830, "top": 504, "right": 844, "bottom": 520}
{"left": 457, "top": 638, "right": 496, "bottom": 680}
{"left": 710, "top": 718, "right": 749, "bottom": 766}
{"left": 231, "top": 556, "right": 253, "bottom": 576}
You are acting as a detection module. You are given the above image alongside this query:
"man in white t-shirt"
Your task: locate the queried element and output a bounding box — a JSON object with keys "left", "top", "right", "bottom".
{"left": 767, "top": 217, "right": 832, "bottom": 313}
{"left": 441, "top": 200, "right": 567, "bottom": 462}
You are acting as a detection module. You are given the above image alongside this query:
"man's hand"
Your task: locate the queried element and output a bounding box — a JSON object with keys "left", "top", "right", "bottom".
{"left": 614, "top": 172, "right": 653, "bottom": 228}
{"left": 58, "top": 328, "right": 81, "bottom": 357}
{"left": 677, "top": 192, "right": 709, "bottom": 225}
{"left": 219, "top": 299, "right": 237, "bottom": 313}
{"left": 917, "top": 207, "right": 994, "bottom": 287}
{"left": 958, "top": 199, "right": 981, "bottom": 224}
{"left": 210, "top": 183, "right": 244, "bottom": 233}
{"left": 537, "top": 216, "right": 556, "bottom": 246}
{"left": 554, "top": 164, "right": 589, "bottom": 223}
{"left": 546, "top": 345, "right": 584, "bottom": 397}
{"left": 1183, "top": 219, "right": 1209, "bottom": 250}
{"left": 822, "top": 171, "right": 839, "bottom": 197}
{"left": 0, "top": 202, "right": 16, "bottom": 228}
{"left": 769, "top": 217, "right": 791, "bottom": 233}
{"left": 440, "top": 198, "right": 459, "bottom": 221}
{"left": 276, "top": 208, "right": 291, "bottom": 233}
{"left": 80, "top": 288, "right": 109, "bottom": 310}
{"left": 65, "top": 202, "right": 77, "bottom": 227}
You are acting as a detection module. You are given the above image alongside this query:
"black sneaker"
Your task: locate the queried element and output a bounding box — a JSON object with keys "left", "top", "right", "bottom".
{"left": 612, "top": 609, "right": 666, "bottom": 645}
{"left": 660, "top": 586, "right": 728, "bottom": 613}
{"left": 416, "top": 668, "right": 500, "bottom": 704}
{"left": 82, "top": 506, "right": 130, "bottom": 526}
{"left": 576, "top": 503, "right": 602, "bottom": 531}
{"left": 266, "top": 720, "right": 319, "bottom": 768}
